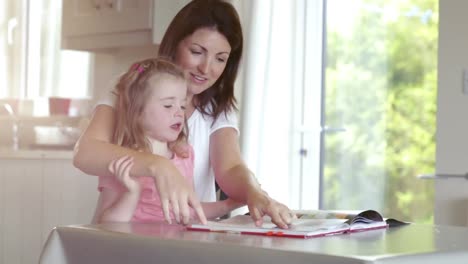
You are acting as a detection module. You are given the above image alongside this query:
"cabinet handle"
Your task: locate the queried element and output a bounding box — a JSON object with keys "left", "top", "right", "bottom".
{"left": 7, "top": 17, "right": 17, "bottom": 45}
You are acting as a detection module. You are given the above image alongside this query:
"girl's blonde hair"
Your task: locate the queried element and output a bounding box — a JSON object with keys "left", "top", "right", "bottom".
{"left": 113, "top": 58, "right": 186, "bottom": 153}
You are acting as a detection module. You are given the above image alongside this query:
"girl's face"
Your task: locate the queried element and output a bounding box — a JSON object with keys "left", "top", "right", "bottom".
{"left": 140, "top": 74, "right": 187, "bottom": 143}
{"left": 175, "top": 27, "right": 232, "bottom": 97}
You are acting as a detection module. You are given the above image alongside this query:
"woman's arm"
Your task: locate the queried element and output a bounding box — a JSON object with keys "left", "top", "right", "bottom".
{"left": 201, "top": 199, "right": 244, "bottom": 220}
{"left": 74, "top": 105, "right": 160, "bottom": 177}
{"left": 74, "top": 105, "right": 207, "bottom": 225}
{"left": 210, "top": 127, "right": 294, "bottom": 229}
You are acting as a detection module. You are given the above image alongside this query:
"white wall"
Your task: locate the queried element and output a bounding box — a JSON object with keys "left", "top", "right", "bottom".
{"left": 91, "top": 45, "right": 159, "bottom": 104}
{"left": 435, "top": 0, "right": 468, "bottom": 226}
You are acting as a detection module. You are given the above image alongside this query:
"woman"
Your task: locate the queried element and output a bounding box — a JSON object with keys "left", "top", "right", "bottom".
{"left": 74, "top": 0, "right": 293, "bottom": 228}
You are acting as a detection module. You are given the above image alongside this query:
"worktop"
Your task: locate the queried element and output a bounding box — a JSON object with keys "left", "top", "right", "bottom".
{"left": 40, "top": 221, "right": 468, "bottom": 264}
{"left": 0, "top": 148, "right": 74, "bottom": 159}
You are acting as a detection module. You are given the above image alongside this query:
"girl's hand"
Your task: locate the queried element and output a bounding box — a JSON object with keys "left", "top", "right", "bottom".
{"left": 108, "top": 156, "right": 140, "bottom": 194}
{"left": 246, "top": 187, "right": 296, "bottom": 229}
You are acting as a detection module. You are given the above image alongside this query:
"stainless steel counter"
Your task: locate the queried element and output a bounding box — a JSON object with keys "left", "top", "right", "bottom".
{"left": 40, "top": 221, "right": 468, "bottom": 264}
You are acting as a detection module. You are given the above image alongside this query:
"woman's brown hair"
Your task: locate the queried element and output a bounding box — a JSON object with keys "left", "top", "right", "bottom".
{"left": 113, "top": 58, "right": 186, "bottom": 153}
{"left": 158, "top": 0, "right": 243, "bottom": 121}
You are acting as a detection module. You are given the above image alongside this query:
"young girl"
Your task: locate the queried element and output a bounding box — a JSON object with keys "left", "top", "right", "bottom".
{"left": 94, "top": 58, "right": 242, "bottom": 223}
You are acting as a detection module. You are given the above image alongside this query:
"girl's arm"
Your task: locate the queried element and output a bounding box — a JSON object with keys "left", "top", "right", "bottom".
{"left": 99, "top": 156, "right": 141, "bottom": 222}
{"left": 201, "top": 199, "right": 244, "bottom": 220}
{"left": 74, "top": 105, "right": 206, "bottom": 225}
{"left": 94, "top": 156, "right": 139, "bottom": 222}
{"left": 98, "top": 189, "right": 140, "bottom": 222}
{"left": 210, "top": 127, "right": 294, "bottom": 229}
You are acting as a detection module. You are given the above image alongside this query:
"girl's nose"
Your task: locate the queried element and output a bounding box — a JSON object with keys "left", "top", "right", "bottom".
{"left": 175, "top": 107, "right": 184, "bottom": 117}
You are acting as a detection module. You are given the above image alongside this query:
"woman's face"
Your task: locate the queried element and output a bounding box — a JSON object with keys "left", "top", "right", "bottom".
{"left": 175, "top": 27, "right": 232, "bottom": 97}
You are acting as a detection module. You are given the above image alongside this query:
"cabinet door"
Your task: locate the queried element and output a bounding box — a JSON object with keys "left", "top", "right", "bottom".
{"left": 62, "top": 0, "right": 152, "bottom": 37}
{"left": 41, "top": 160, "right": 98, "bottom": 237}
{"left": 0, "top": 157, "right": 98, "bottom": 264}
{"left": 0, "top": 159, "right": 43, "bottom": 264}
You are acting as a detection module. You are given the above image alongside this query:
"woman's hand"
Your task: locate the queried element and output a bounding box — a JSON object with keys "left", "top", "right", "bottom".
{"left": 246, "top": 187, "right": 296, "bottom": 229}
{"left": 169, "top": 138, "right": 190, "bottom": 158}
{"left": 108, "top": 156, "right": 140, "bottom": 194}
{"left": 108, "top": 155, "right": 207, "bottom": 225}
{"left": 150, "top": 158, "right": 207, "bottom": 225}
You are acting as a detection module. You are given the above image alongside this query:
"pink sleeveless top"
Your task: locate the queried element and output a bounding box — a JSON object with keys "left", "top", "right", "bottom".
{"left": 98, "top": 147, "right": 195, "bottom": 222}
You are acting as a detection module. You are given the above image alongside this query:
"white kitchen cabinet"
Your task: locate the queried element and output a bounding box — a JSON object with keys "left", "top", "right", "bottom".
{"left": 0, "top": 151, "right": 98, "bottom": 264}
{"left": 62, "top": 0, "right": 189, "bottom": 51}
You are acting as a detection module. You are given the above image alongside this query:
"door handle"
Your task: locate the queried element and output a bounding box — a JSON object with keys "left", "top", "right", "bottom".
{"left": 417, "top": 173, "right": 468, "bottom": 180}
{"left": 321, "top": 126, "right": 347, "bottom": 133}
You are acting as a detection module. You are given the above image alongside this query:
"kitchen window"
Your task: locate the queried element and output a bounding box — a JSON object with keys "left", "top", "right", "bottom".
{"left": 1, "top": 0, "right": 92, "bottom": 114}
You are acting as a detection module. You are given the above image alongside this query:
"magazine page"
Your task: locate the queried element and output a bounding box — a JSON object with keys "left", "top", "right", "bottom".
{"left": 187, "top": 215, "right": 350, "bottom": 238}
{"left": 218, "top": 215, "right": 349, "bottom": 231}
{"left": 187, "top": 209, "right": 406, "bottom": 238}
{"left": 344, "top": 210, "right": 388, "bottom": 231}
{"left": 295, "top": 209, "right": 408, "bottom": 229}
{"left": 295, "top": 209, "right": 388, "bottom": 232}
{"left": 294, "top": 209, "right": 361, "bottom": 221}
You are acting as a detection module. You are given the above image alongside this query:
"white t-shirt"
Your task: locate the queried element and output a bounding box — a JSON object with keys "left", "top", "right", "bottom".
{"left": 97, "top": 92, "right": 239, "bottom": 202}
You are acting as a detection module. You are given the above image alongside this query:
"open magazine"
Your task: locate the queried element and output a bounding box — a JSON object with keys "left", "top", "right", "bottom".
{"left": 303, "top": 209, "right": 406, "bottom": 228}
{"left": 187, "top": 209, "right": 408, "bottom": 239}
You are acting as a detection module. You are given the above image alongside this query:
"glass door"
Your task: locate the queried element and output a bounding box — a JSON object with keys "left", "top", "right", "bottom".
{"left": 1, "top": 0, "right": 92, "bottom": 115}
{"left": 320, "top": 0, "right": 438, "bottom": 223}
{"left": 1, "top": 0, "right": 26, "bottom": 99}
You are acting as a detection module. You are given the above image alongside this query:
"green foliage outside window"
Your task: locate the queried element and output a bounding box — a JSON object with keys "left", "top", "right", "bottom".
{"left": 323, "top": 0, "right": 437, "bottom": 223}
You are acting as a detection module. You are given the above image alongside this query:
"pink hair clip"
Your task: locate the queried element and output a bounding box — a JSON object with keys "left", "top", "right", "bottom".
{"left": 131, "top": 63, "right": 145, "bottom": 74}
